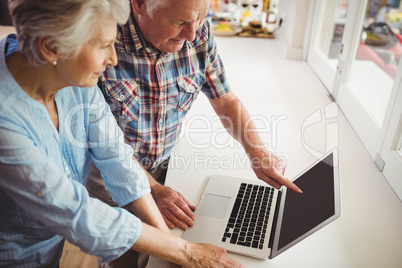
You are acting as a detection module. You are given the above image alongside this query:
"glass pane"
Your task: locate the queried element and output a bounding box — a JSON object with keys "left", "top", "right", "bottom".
{"left": 319, "top": 0, "right": 349, "bottom": 67}
{"left": 348, "top": 0, "right": 402, "bottom": 127}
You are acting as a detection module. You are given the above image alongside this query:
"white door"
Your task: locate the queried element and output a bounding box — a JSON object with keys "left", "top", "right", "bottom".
{"left": 307, "top": 0, "right": 349, "bottom": 93}
{"left": 308, "top": 0, "right": 402, "bottom": 200}
{"left": 335, "top": 0, "right": 402, "bottom": 159}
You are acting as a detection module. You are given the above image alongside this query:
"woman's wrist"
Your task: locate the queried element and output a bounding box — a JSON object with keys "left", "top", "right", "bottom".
{"left": 132, "top": 223, "right": 191, "bottom": 265}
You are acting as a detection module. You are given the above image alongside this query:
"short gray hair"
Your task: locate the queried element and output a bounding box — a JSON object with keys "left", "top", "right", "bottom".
{"left": 144, "top": 0, "right": 169, "bottom": 17}
{"left": 8, "top": 0, "right": 130, "bottom": 66}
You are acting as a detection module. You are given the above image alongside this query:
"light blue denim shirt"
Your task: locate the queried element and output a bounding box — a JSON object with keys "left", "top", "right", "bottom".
{"left": 0, "top": 35, "right": 150, "bottom": 267}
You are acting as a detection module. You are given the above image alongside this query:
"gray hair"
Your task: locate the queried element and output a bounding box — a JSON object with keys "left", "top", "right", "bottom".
{"left": 144, "top": 0, "right": 169, "bottom": 17}
{"left": 8, "top": 0, "right": 130, "bottom": 66}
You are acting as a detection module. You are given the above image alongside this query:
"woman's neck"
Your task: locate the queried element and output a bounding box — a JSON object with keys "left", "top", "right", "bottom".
{"left": 5, "top": 52, "right": 65, "bottom": 104}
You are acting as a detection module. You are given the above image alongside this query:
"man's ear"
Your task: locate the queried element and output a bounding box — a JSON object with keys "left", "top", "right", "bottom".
{"left": 38, "top": 36, "right": 58, "bottom": 64}
{"left": 131, "top": 0, "right": 146, "bottom": 15}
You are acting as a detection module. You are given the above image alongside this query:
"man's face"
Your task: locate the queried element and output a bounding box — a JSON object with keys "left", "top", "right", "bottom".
{"left": 134, "top": 0, "right": 209, "bottom": 52}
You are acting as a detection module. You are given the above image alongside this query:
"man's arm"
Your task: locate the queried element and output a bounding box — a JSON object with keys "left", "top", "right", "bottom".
{"left": 209, "top": 90, "right": 302, "bottom": 193}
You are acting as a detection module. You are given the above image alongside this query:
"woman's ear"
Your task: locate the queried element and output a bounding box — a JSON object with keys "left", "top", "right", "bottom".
{"left": 131, "top": 0, "right": 146, "bottom": 15}
{"left": 38, "top": 36, "right": 58, "bottom": 65}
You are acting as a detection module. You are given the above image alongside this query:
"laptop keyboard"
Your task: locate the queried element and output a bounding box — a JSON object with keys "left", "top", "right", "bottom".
{"left": 222, "top": 183, "right": 274, "bottom": 249}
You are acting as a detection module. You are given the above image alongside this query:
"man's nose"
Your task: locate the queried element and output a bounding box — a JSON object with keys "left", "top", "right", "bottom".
{"left": 182, "top": 22, "right": 197, "bottom": 42}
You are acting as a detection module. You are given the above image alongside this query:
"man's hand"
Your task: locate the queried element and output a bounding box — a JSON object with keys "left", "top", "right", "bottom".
{"left": 124, "top": 193, "right": 170, "bottom": 232}
{"left": 249, "top": 148, "right": 303, "bottom": 193}
{"left": 151, "top": 183, "right": 197, "bottom": 230}
{"left": 209, "top": 91, "right": 302, "bottom": 194}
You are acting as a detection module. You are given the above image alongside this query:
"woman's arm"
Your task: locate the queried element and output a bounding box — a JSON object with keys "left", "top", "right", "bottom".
{"left": 0, "top": 125, "right": 141, "bottom": 262}
{"left": 125, "top": 194, "right": 242, "bottom": 267}
{"left": 133, "top": 222, "right": 243, "bottom": 267}
{"left": 123, "top": 192, "right": 169, "bottom": 232}
{"left": 83, "top": 87, "right": 242, "bottom": 266}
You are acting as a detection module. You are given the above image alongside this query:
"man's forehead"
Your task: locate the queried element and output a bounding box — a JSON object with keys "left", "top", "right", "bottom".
{"left": 163, "top": 0, "right": 209, "bottom": 18}
{"left": 166, "top": 0, "right": 209, "bottom": 8}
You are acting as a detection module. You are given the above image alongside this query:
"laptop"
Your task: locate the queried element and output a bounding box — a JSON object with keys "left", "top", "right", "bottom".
{"left": 182, "top": 148, "right": 341, "bottom": 259}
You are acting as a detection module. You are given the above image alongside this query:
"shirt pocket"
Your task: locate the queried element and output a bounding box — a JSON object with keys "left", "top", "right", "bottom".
{"left": 103, "top": 81, "right": 140, "bottom": 122}
{"left": 177, "top": 72, "right": 206, "bottom": 112}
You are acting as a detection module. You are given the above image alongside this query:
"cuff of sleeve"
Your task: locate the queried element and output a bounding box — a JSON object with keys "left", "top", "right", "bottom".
{"left": 203, "top": 83, "right": 230, "bottom": 99}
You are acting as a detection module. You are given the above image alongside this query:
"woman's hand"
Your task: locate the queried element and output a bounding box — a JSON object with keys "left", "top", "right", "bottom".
{"left": 182, "top": 243, "right": 243, "bottom": 268}
{"left": 132, "top": 223, "right": 242, "bottom": 268}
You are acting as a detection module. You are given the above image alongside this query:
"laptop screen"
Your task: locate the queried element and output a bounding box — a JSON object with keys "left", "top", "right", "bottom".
{"left": 271, "top": 150, "right": 341, "bottom": 258}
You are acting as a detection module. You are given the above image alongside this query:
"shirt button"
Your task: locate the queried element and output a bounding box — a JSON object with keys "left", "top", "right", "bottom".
{"left": 160, "top": 92, "right": 164, "bottom": 96}
{"left": 68, "top": 174, "right": 72, "bottom": 179}
{"left": 119, "top": 94, "right": 125, "bottom": 101}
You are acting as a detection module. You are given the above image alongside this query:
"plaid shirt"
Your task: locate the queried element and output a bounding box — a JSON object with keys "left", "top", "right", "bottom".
{"left": 100, "top": 15, "right": 230, "bottom": 170}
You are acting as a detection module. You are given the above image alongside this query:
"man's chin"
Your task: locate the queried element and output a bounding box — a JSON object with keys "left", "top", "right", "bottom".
{"left": 160, "top": 41, "right": 185, "bottom": 53}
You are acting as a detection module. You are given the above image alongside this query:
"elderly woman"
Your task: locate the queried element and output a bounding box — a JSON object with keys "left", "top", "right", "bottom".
{"left": 0, "top": 0, "right": 242, "bottom": 267}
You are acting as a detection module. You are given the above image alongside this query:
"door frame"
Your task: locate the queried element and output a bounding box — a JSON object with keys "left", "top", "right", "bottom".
{"left": 335, "top": 0, "right": 385, "bottom": 159}
{"left": 379, "top": 59, "right": 402, "bottom": 200}
{"left": 307, "top": 0, "right": 402, "bottom": 200}
{"left": 307, "top": 0, "right": 339, "bottom": 93}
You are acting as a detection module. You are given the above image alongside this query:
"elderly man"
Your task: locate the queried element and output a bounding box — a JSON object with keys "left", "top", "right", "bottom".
{"left": 89, "top": 0, "right": 302, "bottom": 230}
{"left": 87, "top": 0, "right": 302, "bottom": 266}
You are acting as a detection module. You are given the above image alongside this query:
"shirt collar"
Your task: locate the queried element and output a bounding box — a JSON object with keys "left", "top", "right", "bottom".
{"left": 186, "top": 19, "right": 209, "bottom": 49}
{"left": 119, "top": 14, "right": 150, "bottom": 53}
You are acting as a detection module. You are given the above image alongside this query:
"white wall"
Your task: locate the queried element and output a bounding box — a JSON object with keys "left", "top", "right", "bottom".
{"left": 277, "top": 0, "right": 311, "bottom": 60}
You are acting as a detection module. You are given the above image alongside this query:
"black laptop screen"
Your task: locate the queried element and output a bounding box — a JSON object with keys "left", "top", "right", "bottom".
{"left": 277, "top": 153, "right": 335, "bottom": 250}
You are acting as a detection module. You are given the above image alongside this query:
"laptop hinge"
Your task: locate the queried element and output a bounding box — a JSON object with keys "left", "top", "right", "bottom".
{"left": 268, "top": 191, "right": 282, "bottom": 249}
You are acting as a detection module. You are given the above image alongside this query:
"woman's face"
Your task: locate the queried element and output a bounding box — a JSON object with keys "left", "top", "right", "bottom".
{"left": 55, "top": 16, "right": 117, "bottom": 88}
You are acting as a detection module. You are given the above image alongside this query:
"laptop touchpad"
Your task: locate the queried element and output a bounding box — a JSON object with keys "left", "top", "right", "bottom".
{"left": 197, "top": 194, "right": 231, "bottom": 219}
